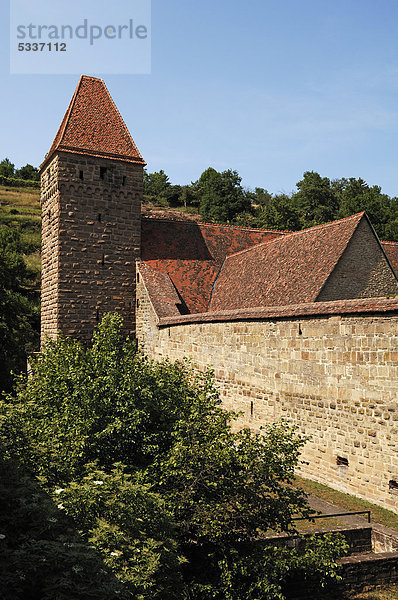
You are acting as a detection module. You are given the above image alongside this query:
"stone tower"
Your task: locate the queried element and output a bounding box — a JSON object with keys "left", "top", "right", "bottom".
{"left": 40, "top": 75, "right": 145, "bottom": 343}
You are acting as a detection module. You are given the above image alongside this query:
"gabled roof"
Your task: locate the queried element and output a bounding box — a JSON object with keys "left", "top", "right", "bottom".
{"left": 141, "top": 218, "right": 285, "bottom": 314}
{"left": 41, "top": 75, "right": 145, "bottom": 170}
{"left": 138, "top": 262, "right": 182, "bottom": 319}
{"left": 382, "top": 241, "right": 398, "bottom": 275}
{"left": 209, "top": 212, "right": 366, "bottom": 312}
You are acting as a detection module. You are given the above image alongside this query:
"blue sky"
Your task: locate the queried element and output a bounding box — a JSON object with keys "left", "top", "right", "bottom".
{"left": 2, "top": 0, "right": 398, "bottom": 196}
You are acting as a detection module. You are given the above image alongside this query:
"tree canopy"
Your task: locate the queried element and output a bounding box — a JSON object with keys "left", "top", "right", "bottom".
{"left": 194, "top": 167, "right": 253, "bottom": 223}
{"left": 0, "top": 158, "right": 40, "bottom": 181}
{"left": 0, "top": 314, "right": 347, "bottom": 599}
{"left": 140, "top": 166, "right": 398, "bottom": 239}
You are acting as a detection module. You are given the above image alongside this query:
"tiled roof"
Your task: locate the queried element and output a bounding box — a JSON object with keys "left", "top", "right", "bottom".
{"left": 141, "top": 218, "right": 285, "bottom": 314}
{"left": 158, "top": 297, "right": 398, "bottom": 328}
{"left": 138, "top": 262, "right": 183, "bottom": 319}
{"left": 382, "top": 241, "right": 398, "bottom": 275}
{"left": 41, "top": 75, "right": 145, "bottom": 169}
{"left": 209, "top": 212, "right": 365, "bottom": 312}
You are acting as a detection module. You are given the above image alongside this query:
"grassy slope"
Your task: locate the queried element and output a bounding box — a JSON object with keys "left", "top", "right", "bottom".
{"left": 0, "top": 184, "right": 41, "bottom": 291}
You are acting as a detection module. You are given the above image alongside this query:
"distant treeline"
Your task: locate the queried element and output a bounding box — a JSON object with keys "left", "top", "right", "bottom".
{"left": 144, "top": 168, "right": 398, "bottom": 242}
{"left": 0, "top": 158, "right": 40, "bottom": 186}
{"left": 1, "top": 156, "right": 397, "bottom": 241}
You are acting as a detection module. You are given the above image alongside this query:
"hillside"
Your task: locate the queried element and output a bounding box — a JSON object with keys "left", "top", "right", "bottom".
{"left": 0, "top": 185, "right": 41, "bottom": 290}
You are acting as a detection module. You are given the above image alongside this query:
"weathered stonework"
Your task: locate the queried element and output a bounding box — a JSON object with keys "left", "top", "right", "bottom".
{"left": 41, "top": 151, "right": 143, "bottom": 343}
{"left": 136, "top": 276, "right": 398, "bottom": 513}
{"left": 318, "top": 217, "right": 398, "bottom": 301}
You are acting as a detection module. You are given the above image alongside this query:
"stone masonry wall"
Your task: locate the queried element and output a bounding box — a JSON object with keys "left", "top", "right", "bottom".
{"left": 318, "top": 217, "right": 398, "bottom": 301}
{"left": 136, "top": 279, "right": 398, "bottom": 513}
{"left": 41, "top": 155, "right": 61, "bottom": 342}
{"left": 41, "top": 151, "right": 142, "bottom": 343}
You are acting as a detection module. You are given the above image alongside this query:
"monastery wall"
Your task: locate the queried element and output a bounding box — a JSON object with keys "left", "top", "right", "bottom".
{"left": 137, "top": 279, "right": 398, "bottom": 512}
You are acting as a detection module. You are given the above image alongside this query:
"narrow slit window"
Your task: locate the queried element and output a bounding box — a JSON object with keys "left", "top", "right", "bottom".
{"left": 100, "top": 167, "right": 107, "bottom": 180}
{"left": 337, "top": 456, "right": 349, "bottom": 467}
{"left": 79, "top": 170, "right": 84, "bottom": 180}
{"left": 250, "top": 400, "right": 254, "bottom": 417}
{"left": 122, "top": 176, "right": 126, "bottom": 186}
{"left": 98, "top": 213, "right": 102, "bottom": 223}
{"left": 101, "top": 254, "right": 105, "bottom": 267}
{"left": 137, "top": 272, "right": 140, "bottom": 283}
{"left": 136, "top": 299, "right": 140, "bottom": 308}
{"left": 96, "top": 308, "right": 100, "bottom": 322}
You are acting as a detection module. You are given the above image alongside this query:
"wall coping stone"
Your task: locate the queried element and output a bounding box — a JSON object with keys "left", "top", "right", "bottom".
{"left": 158, "top": 297, "right": 398, "bottom": 328}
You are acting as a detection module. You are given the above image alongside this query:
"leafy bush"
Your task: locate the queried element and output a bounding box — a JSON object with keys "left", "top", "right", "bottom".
{"left": 0, "top": 314, "right": 348, "bottom": 598}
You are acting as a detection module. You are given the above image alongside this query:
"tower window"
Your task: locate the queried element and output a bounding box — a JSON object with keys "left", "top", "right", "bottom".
{"left": 100, "top": 167, "right": 107, "bottom": 180}
{"left": 98, "top": 213, "right": 102, "bottom": 223}
{"left": 101, "top": 254, "right": 105, "bottom": 266}
{"left": 122, "top": 176, "right": 126, "bottom": 186}
{"left": 96, "top": 308, "right": 100, "bottom": 322}
{"left": 79, "top": 170, "right": 84, "bottom": 180}
{"left": 337, "top": 456, "right": 349, "bottom": 467}
{"left": 250, "top": 400, "right": 254, "bottom": 417}
{"left": 389, "top": 480, "right": 398, "bottom": 491}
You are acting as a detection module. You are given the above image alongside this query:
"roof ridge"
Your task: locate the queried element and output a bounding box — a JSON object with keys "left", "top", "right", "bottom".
{"left": 313, "top": 213, "right": 367, "bottom": 301}
{"left": 43, "top": 75, "right": 84, "bottom": 166}
{"left": 101, "top": 78, "right": 144, "bottom": 162}
{"left": 222, "top": 212, "right": 366, "bottom": 261}
{"left": 381, "top": 240, "right": 398, "bottom": 245}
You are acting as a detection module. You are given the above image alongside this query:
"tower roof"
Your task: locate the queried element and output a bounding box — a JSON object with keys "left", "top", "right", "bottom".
{"left": 41, "top": 75, "right": 145, "bottom": 170}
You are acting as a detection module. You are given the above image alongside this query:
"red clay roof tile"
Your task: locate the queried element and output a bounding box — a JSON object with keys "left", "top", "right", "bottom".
{"left": 41, "top": 75, "right": 145, "bottom": 169}
{"left": 141, "top": 218, "right": 285, "bottom": 314}
{"left": 209, "top": 212, "right": 366, "bottom": 312}
{"left": 138, "top": 262, "right": 182, "bottom": 319}
{"left": 382, "top": 241, "right": 398, "bottom": 275}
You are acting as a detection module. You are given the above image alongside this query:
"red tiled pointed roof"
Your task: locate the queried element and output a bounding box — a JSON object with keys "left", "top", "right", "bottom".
{"left": 41, "top": 75, "right": 145, "bottom": 169}
{"left": 209, "top": 212, "right": 366, "bottom": 312}
{"left": 141, "top": 218, "right": 285, "bottom": 314}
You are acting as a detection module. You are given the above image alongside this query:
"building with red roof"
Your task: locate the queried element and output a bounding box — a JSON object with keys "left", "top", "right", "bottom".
{"left": 40, "top": 76, "right": 398, "bottom": 513}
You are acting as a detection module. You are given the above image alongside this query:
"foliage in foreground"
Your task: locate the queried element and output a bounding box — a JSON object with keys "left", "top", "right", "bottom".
{"left": 0, "top": 314, "right": 347, "bottom": 599}
{"left": 0, "top": 226, "right": 40, "bottom": 392}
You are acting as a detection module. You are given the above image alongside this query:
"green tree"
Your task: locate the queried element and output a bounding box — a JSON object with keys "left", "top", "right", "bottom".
{"left": 144, "top": 169, "right": 171, "bottom": 197}
{"left": 0, "top": 158, "right": 15, "bottom": 178}
{"left": 333, "top": 177, "right": 398, "bottom": 241}
{"left": 292, "top": 171, "right": 339, "bottom": 228}
{"left": 257, "top": 193, "right": 301, "bottom": 231}
{"left": 195, "top": 167, "right": 252, "bottom": 223}
{"left": 0, "top": 315, "right": 347, "bottom": 599}
{"left": 180, "top": 184, "right": 199, "bottom": 208}
{"left": 14, "top": 163, "right": 39, "bottom": 181}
